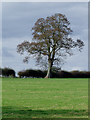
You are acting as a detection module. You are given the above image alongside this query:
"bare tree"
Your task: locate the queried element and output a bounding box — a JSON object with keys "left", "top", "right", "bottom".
{"left": 17, "top": 13, "right": 84, "bottom": 78}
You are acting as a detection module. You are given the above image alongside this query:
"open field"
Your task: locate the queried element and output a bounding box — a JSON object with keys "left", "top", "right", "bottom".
{"left": 2, "top": 78, "right": 88, "bottom": 118}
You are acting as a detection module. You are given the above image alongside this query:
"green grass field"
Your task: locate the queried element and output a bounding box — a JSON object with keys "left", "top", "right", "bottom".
{"left": 2, "top": 78, "right": 88, "bottom": 118}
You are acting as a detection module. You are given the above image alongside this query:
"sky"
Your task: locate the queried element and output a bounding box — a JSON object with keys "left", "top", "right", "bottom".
{"left": 2, "top": 2, "right": 88, "bottom": 74}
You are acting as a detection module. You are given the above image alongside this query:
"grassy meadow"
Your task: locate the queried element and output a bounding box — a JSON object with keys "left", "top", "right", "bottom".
{"left": 2, "top": 78, "right": 88, "bottom": 118}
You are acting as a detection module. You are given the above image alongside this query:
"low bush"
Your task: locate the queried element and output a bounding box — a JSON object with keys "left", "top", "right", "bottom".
{"left": 2, "top": 68, "right": 15, "bottom": 77}
{"left": 18, "top": 69, "right": 47, "bottom": 78}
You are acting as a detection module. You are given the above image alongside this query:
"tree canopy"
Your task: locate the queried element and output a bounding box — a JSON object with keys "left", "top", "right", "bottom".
{"left": 17, "top": 13, "right": 84, "bottom": 78}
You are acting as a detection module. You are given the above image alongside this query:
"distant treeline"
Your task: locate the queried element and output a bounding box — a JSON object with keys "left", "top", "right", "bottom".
{"left": 0, "top": 67, "right": 90, "bottom": 78}
{"left": 18, "top": 69, "right": 90, "bottom": 78}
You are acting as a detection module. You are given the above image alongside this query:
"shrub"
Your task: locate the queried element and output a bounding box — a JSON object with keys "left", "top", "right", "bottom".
{"left": 2, "top": 68, "right": 15, "bottom": 77}
{"left": 57, "top": 71, "right": 72, "bottom": 78}
{"left": 71, "top": 71, "right": 90, "bottom": 78}
{"left": 18, "top": 69, "right": 47, "bottom": 78}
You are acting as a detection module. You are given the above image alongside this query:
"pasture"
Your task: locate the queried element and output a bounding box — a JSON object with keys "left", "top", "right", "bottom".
{"left": 2, "top": 78, "right": 88, "bottom": 118}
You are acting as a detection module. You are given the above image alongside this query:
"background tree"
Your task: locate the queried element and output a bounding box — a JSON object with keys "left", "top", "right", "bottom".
{"left": 17, "top": 13, "right": 84, "bottom": 78}
{"left": 2, "top": 68, "right": 15, "bottom": 77}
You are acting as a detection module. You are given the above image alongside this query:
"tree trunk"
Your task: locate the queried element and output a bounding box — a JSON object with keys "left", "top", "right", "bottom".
{"left": 45, "top": 61, "right": 52, "bottom": 78}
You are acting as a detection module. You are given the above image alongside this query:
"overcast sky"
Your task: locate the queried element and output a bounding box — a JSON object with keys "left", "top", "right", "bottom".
{"left": 2, "top": 2, "right": 88, "bottom": 74}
